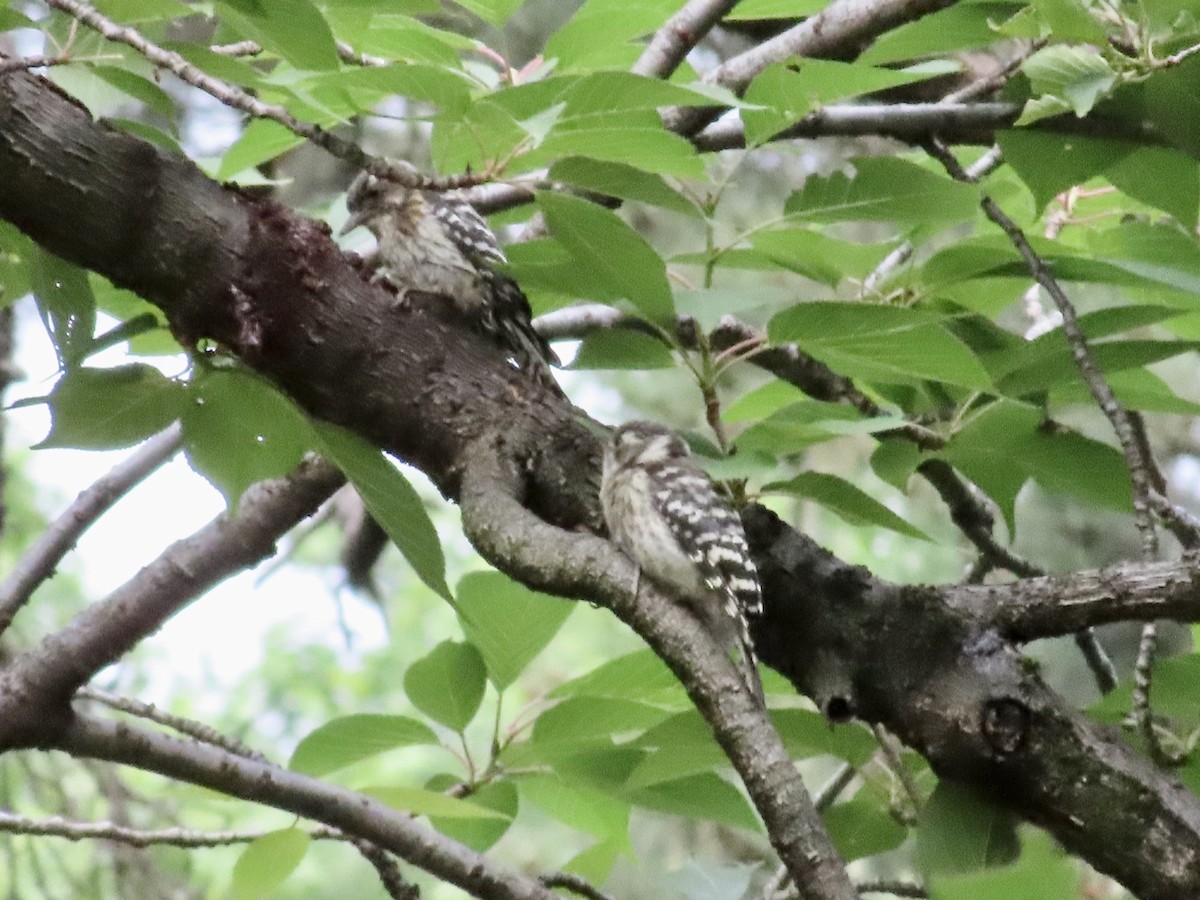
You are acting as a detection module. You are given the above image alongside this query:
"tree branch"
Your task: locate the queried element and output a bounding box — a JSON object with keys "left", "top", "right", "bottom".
{"left": 456, "top": 441, "right": 858, "bottom": 900}
{"left": 631, "top": 0, "right": 741, "bottom": 78}
{"left": 41, "top": 0, "right": 473, "bottom": 190}
{"left": 664, "top": 0, "right": 959, "bottom": 136}
{"left": 0, "top": 423, "right": 183, "bottom": 638}
{"left": 56, "top": 714, "right": 560, "bottom": 900}
{"left": 0, "top": 457, "right": 343, "bottom": 746}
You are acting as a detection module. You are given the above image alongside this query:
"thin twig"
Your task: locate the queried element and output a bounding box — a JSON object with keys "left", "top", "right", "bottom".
{"left": 813, "top": 762, "right": 857, "bottom": 811}
{"left": 0, "top": 810, "right": 339, "bottom": 848}
{"left": 42, "top": 0, "right": 473, "bottom": 189}
{"left": 0, "top": 422, "right": 183, "bottom": 638}
{"left": 0, "top": 54, "right": 70, "bottom": 74}
{"left": 539, "top": 871, "right": 615, "bottom": 900}
{"left": 925, "top": 137, "right": 1179, "bottom": 745}
{"left": 75, "top": 687, "right": 267, "bottom": 762}
{"left": 856, "top": 880, "right": 928, "bottom": 898}
{"left": 942, "top": 38, "right": 1048, "bottom": 103}
{"left": 872, "top": 727, "right": 921, "bottom": 824}
{"left": 351, "top": 839, "right": 419, "bottom": 900}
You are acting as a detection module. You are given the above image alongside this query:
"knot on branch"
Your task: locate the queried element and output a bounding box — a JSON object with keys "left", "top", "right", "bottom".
{"left": 981, "top": 698, "right": 1030, "bottom": 756}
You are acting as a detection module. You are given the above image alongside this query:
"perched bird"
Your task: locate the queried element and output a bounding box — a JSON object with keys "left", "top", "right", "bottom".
{"left": 600, "top": 420, "right": 765, "bottom": 706}
{"left": 340, "top": 172, "right": 560, "bottom": 390}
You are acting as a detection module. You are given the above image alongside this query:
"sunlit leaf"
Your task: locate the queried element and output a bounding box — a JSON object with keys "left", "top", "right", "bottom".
{"left": 290, "top": 714, "right": 439, "bottom": 776}
{"left": 403, "top": 641, "right": 487, "bottom": 733}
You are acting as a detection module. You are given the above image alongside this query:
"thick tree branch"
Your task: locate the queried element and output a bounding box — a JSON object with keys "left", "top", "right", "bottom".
{"left": 8, "top": 64, "right": 1200, "bottom": 899}
{"left": 56, "top": 714, "right": 559, "bottom": 900}
{"left": 743, "top": 507, "right": 1200, "bottom": 900}
{"left": 456, "top": 441, "right": 858, "bottom": 900}
{"left": 957, "top": 553, "right": 1200, "bottom": 640}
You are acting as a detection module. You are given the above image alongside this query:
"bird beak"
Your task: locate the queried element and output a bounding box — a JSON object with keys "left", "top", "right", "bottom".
{"left": 339, "top": 209, "right": 367, "bottom": 237}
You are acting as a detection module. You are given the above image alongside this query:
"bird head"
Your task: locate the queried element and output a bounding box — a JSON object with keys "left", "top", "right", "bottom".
{"left": 340, "top": 173, "right": 418, "bottom": 236}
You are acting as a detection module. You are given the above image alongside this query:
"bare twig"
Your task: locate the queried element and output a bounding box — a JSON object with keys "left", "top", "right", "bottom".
{"left": 942, "top": 38, "right": 1048, "bottom": 103}
{"left": 693, "top": 101, "right": 1019, "bottom": 152}
{"left": 75, "top": 687, "right": 267, "bottom": 762}
{"left": 856, "top": 881, "right": 927, "bottom": 898}
{"left": 352, "top": 839, "right": 419, "bottom": 900}
{"left": 0, "top": 810, "right": 339, "bottom": 848}
{"left": 42, "top": 0, "right": 472, "bottom": 189}
{"left": 0, "top": 422, "right": 183, "bottom": 638}
{"left": 665, "top": 0, "right": 958, "bottom": 135}
{"left": 814, "top": 762, "right": 857, "bottom": 811}
{"left": 538, "top": 871, "right": 614, "bottom": 900}
{"left": 59, "top": 714, "right": 560, "bottom": 900}
{"left": 872, "top": 726, "right": 921, "bottom": 824}
{"left": 0, "top": 54, "right": 70, "bottom": 74}
{"left": 207, "top": 40, "right": 261, "bottom": 58}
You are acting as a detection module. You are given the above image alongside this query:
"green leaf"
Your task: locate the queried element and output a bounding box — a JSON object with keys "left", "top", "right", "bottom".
{"left": 403, "top": 641, "right": 487, "bottom": 733}
{"left": 218, "top": 119, "right": 307, "bottom": 181}
{"left": 939, "top": 400, "right": 1132, "bottom": 531}
{"left": 519, "top": 775, "right": 633, "bottom": 845}
{"left": 930, "top": 829, "right": 1078, "bottom": 899}
{"left": 29, "top": 249, "right": 96, "bottom": 368}
{"left": 786, "top": 157, "right": 979, "bottom": 226}
{"left": 364, "top": 786, "right": 511, "bottom": 819}
{"left": 550, "top": 648, "right": 683, "bottom": 703}
{"left": 571, "top": 330, "right": 675, "bottom": 370}
{"left": 562, "top": 839, "right": 627, "bottom": 885}
{"left": 1022, "top": 45, "right": 1116, "bottom": 117}
{"left": 626, "top": 708, "right": 876, "bottom": 788}
{"left": 289, "top": 714, "right": 439, "bottom": 777}
{"left": 824, "top": 798, "right": 908, "bottom": 862}
{"left": 450, "top": 0, "right": 524, "bottom": 26}
{"left": 749, "top": 229, "right": 895, "bottom": 287}
{"left": 1106, "top": 147, "right": 1200, "bottom": 231}
{"left": 455, "top": 571, "right": 574, "bottom": 690}
{"left": 871, "top": 439, "right": 924, "bottom": 491}
{"left": 627, "top": 772, "right": 761, "bottom": 831}
{"left": 314, "top": 422, "right": 450, "bottom": 599}
{"left": 183, "top": 368, "right": 315, "bottom": 506}
{"left": 743, "top": 60, "right": 938, "bottom": 144}
{"left": 232, "top": 829, "right": 310, "bottom": 900}
{"left": 763, "top": 472, "right": 930, "bottom": 541}
{"left": 1089, "top": 654, "right": 1200, "bottom": 726}
{"left": 997, "top": 339, "right": 1198, "bottom": 397}
{"left": 737, "top": 401, "right": 908, "bottom": 454}
{"left": 544, "top": 0, "right": 681, "bottom": 70}
{"left": 91, "top": 65, "right": 178, "bottom": 123}
{"left": 726, "top": 0, "right": 826, "bottom": 17}
{"left": 998, "top": 131, "right": 1133, "bottom": 212}
{"left": 39, "top": 365, "right": 184, "bottom": 450}
{"left": 1031, "top": 0, "right": 1108, "bottom": 43}
{"left": 532, "top": 697, "right": 669, "bottom": 747}
{"left": 858, "top": 3, "right": 1020, "bottom": 65}
{"left": 218, "top": 0, "right": 338, "bottom": 71}
{"left": 916, "top": 782, "right": 1020, "bottom": 875}
{"left": 769, "top": 303, "right": 993, "bottom": 390}
{"left": 426, "top": 776, "right": 517, "bottom": 850}
{"left": 549, "top": 157, "right": 701, "bottom": 217}
{"left": 302, "top": 64, "right": 473, "bottom": 118}
{"left": 535, "top": 192, "right": 674, "bottom": 321}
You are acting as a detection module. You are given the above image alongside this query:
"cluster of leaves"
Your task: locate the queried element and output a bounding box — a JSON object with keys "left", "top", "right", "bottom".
{"left": 6, "top": 0, "right": 1200, "bottom": 897}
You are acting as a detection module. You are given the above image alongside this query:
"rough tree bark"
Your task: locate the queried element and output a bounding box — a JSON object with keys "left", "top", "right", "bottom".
{"left": 5, "top": 67, "right": 1200, "bottom": 900}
